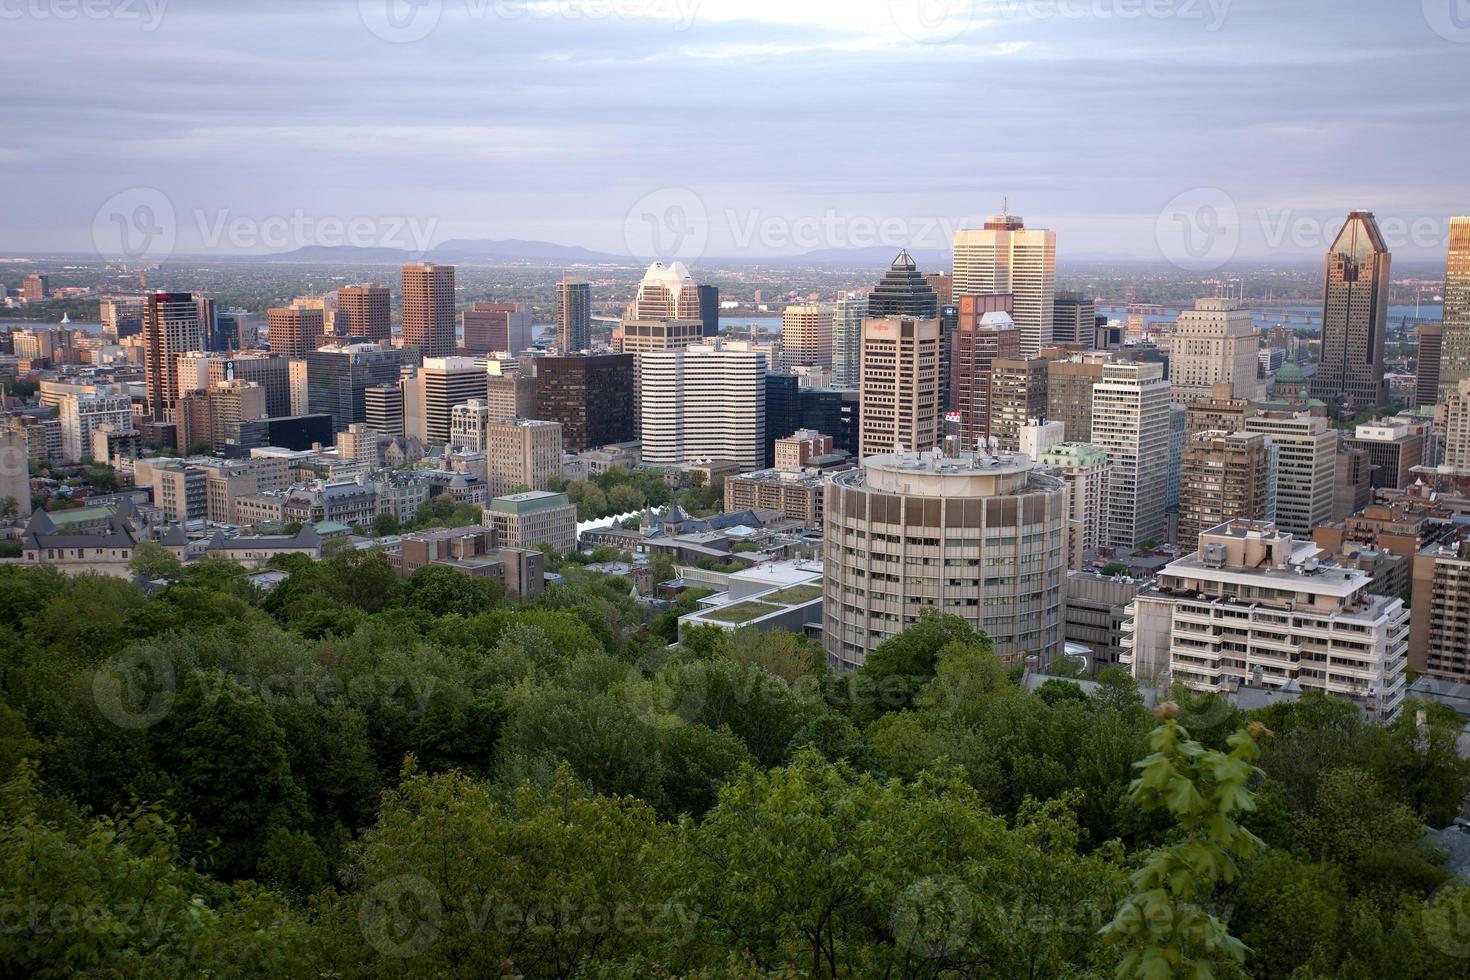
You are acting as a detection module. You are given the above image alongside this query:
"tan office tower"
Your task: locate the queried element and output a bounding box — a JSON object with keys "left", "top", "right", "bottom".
{"left": 1243, "top": 411, "right": 1336, "bottom": 537}
{"left": 403, "top": 357, "right": 488, "bottom": 445}
{"left": 618, "top": 318, "right": 705, "bottom": 356}
{"left": 989, "top": 358, "right": 1048, "bottom": 452}
{"left": 1438, "top": 218, "right": 1470, "bottom": 395}
{"left": 823, "top": 449, "right": 1068, "bottom": 670}
{"left": 1410, "top": 535, "right": 1470, "bottom": 682}
{"left": 1440, "top": 380, "right": 1470, "bottom": 469}
{"left": 859, "top": 316, "right": 942, "bottom": 458}
{"left": 402, "top": 263, "right": 456, "bottom": 358}
{"left": 1169, "top": 298, "right": 1263, "bottom": 405}
{"left": 1310, "top": 212, "right": 1390, "bottom": 411}
{"left": 555, "top": 278, "right": 592, "bottom": 353}
{"left": 781, "top": 305, "right": 834, "bottom": 370}
{"left": 1416, "top": 323, "right": 1444, "bottom": 408}
{"left": 266, "top": 307, "right": 324, "bottom": 358}
{"left": 953, "top": 212, "right": 1056, "bottom": 358}
{"left": 143, "top": 292, "right": 205, "bottom": 422}
{"left": 1091, "top": 361, "right": 1170, "bottom": 548}
{"left": 951, "top": 296, "right": 1018, "bottom": 448}
{"left": 462, "top": 301, "right": 532, "bottom": 356}
{"left": 627, "top": 261, "right": 702, "bottom": 319}
{"left": 336, "top": 284, "right": 392, "bottom": 344}
{"left": 1178, "top": 431, "right": 1277, "bottom": 553}
{"left": 1046, "top": 352, "right": 1110, "bottom": 443}
{"left": 485, "top": 366, "right": 537, "bottom": 421}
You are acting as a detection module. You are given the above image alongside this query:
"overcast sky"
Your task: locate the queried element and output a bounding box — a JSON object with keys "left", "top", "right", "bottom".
{"left": 2, "top": 0, "right": 1467, "bottom": 265}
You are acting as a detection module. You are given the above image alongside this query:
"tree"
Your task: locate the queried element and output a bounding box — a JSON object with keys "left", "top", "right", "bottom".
{"left": 401, "top": 564, "right": 502, "bottom": 619}
{"left": 857, "top": 610, "right": 987, "bottom": 715}
{"left": 0, "top": 495, "right": 18, "bottom": 518}
{"left": 128, "top": 540, "right": 184, "bottom": 581}
{"left": 371, "top": 511, "right": 400, "bottom": 537}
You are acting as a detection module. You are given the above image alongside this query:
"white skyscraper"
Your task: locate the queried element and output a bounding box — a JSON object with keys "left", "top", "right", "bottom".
{"left": 1168, "top": 298, "right": 1264, "bottom": 405}
{"left": 952, "top": 212, "right": 1057, "bottom": 358}
{"left": 639, "top": 344, "right": 767, "bottom": 471}
{"left": 1091, "top": 361, "right": 1170, "bottom": 548}
{"left": 60, "top": 387, "right": 134, "bottom": 464}
{"left": 1243, "top": 411, "right": 1337, "bottom": 537}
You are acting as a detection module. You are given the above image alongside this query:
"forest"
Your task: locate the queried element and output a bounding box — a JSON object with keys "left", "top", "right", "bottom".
{"left": 1, "top": 552, "right": 1469, "bottom": 978}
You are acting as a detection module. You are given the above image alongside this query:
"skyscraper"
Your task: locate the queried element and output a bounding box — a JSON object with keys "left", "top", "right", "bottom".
{"left": 1091, "top": 361, "right": 1170, "bottom": 548}
{"left": 305, "top": 344, "right": 405, "bottom": 431}
{"left": 859, "top": 315, "right": 942, "bottom": 458}
{"left": 336, "top": 284, "right": 392, "bottom": 344}
{"left": 640, "top": 344, "right": 767, "bottom": 472}
{"left": 698, "top": 283, "right": 720, "bottom": 338}
{"left": 144, "top": 292, "right": 204, "bottom": 422}
{"left": 1439, "top": 217, "right": 1470, "bottom": 396}
{"left": 832, "top": 294, "right": 868, "bottom": 389}
{"left": 266, "top": 307, "right": 324, "bottom": 358}
{"left": 401, "top": 263, "right": 457, "bottom": 358}
{"left": 555, "top": 278, "right": 592, "bottom": 353}
{"left": 781, "top": 305, "right": 834, "bottom": 370}
{"left": 1243, "top": 411, "right": 1337, "bottom": 537}
{"left": 462, "top": 301, "right": 532, "bottom": 356}
{"left": 989, "top": 358, "right": 1048, "bottom": 452}
{"left": 1417, "top": 323, "right": 1444, "bottom": 407}
{"left": 1168, "top": 298, "right": 1263, "bottom": 405}
{"left": 1052, "top": 293, "right": 1096, "bottom": 348}
{"left": 628, "top": 261, "right": 703, "bottom": 319}
{"left": 403, "top": 357, "right": 488, "bottom": 445}
{"left": 1046, "top": 352, "right": 1111, "bottom": 443}
{"left": 953, "top": 212, "right": 1056, "bottom": 358}
{"left": 1178, "top": 431, "right": 1277, "bottom": 552}
{"left": 950, "top": 297, "right": 1018, "bottom": 449}
{"left": 534, "top": 354, "right": 636, "bottom": 452}
{"left": 867, "top": 251, "right": 939, "bottom": 318}
{"left": 1310, "top": 212, "right": 1390, "bottom": 411}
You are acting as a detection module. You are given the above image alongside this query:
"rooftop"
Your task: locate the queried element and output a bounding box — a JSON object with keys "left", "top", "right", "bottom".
{"left": 489, "top": 490, "right": 572, "bottom": 516}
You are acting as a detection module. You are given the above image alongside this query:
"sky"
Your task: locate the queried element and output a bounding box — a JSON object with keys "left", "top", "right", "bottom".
{"left": 1, "top": 0, "right": 1468, "bottom": 267}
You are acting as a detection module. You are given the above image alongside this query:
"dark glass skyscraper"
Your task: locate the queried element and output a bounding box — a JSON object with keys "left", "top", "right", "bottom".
{"left": 765, "top": 372, "right": 800, "bottom": 466}
{"left": 698, "top": 283, "right": 720, "bottom": 338}
{"left": 555, "top": 278, "right": 592, "bottom": 353}
{"left": 1310, "top": 212, "right": 1390, "bottom": 411}
{"left": 867, "top": 251, "right": 939, "bottom": 318}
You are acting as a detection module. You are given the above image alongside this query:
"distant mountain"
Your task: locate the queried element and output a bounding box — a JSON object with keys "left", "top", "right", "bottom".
{"left": 276, "top": 240, "right": 628, "bottom": 264}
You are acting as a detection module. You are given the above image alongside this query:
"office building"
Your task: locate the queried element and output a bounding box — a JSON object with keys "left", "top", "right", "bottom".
{"left": 485, "top": 365, "right": 537, "bottom": 421}
{"left": 305, "top": 344, "right": 404, "bottom": 430}
{"left": 628, "top": 261, "right": 703, "bottom": 319}
{"left": 1091, "top": 361, "right": 1170, "bottom": 548}
{"left": 450, "top": 408, "right": 562, "bottom": 495}
{"left": 618, "top": 317, "right": 705, "bottom": 356}
{"left": 143, "top": 292, "right": 204, "bottom": 422}
{"left": 462, "top": 301, "right": 531, "bottom": 356}
{"left": 534, "top": 354, "right": 636, "bottom": 452}
{"left": 99, "top": 295, "right": 145, "bottom": 339}
{"left": 1243, "top": 411, "right": 1337, "bottom": 537}
{"left": 1439, "top": 217, "right": 1470, "bottom": 395}
{"left": 832, "top": 294, "right": 868, "bottom": 389}
{"left": 725, "top": 468, "right": 828, "bottom": 528}
{"left": 402, "top": 262, "right": 456, "bottom": 358}
{"left": 1333, "top": 448, "right": 1373, "bottom": 522}
{"left": 953, "top": 212, "right": 1056, "bottom": 357}
{"left": 951, "top": 297, "right": 1019, "bottom": 448}
{"left": 1019, "top": 420, "right": 1066, "bottom": 461}
{"left": 1168, "top": 298, "right": 1263, "bottom": 405}
{"left": 1410, "top": 533, "right": 1470, "bottom": 683}
{"left": 178, "top": 381, "right": 268, "bottom": 452}
{"left": 59, "top": 387, "right": 133, "bottom": 463}
{"left": 1178, "top": 431, "right": 1277, "bottom": 553}
{"left": 1052, "top": 293, "right": 1096, "bottom": 348}
{"left": 185, "top": 354, "right": 298, "bottom": 419}
{"left": 640, "top": 344, "right": 766, "bottom": 471}
{"left": 781, "top": 305, "right": 834, "bottom": 370}
{"left": 1342, "top": 422, "right": 1425, "bottom": 491}
{"left": 486, "top": 491, "right": 577, "bottom": 555}
{"left": 859, "top": 315, "right": 942, "bottom": 458}
{"left": 1310, "top": 212, "right": 1391, "bottom": 410}
{"left": 21, "top": 274, "right": 48, "bottom": 303}
{"left": 989, "top": 358, "right": 1048, "bottom": 452}
{"left": 823, "top": 449, "right": 1068, "bottom": 669}
{"left": 555, "top": 278, "right": 592, "bottom": 353}
{"left": 1417, "top": 323, "right": 1444, "bottom": 408}
{"left": 1037, "top": 442, "right": 1110, "bottom": 570}
{"left": 403, "top": 357, "right": 488, "bottom": 446}
{"left": 867, "top": 251, "right": 939, "bottom": 319}
{"left": 1124, "top": 521, "right": 1408, "bottom": 723}
{"left": 1046, "top": 352, "right": 1110, "bottom": 443}
{"left": 335, "top": 284, "right": 393, "bottom": 344}
{"left": 266, "top": 306, "right": 324, "bottom": 358}
{"left": 363, "top": 385, "right": 405, "bottom": 437}
{"left": 698, "top": 283, "right": 720, "bottom": 338}
{"left": 1184, "top": 386, "right": 1259, "bottom": 441}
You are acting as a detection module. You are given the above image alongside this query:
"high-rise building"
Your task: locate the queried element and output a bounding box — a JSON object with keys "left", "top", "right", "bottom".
{"left": 1410, "top": 533, "right": 1470, "bottom": 683}
{"left": 335, "top": 284, "right": 393, "bottom": 344}
{"left": 953, "top": 212, "right": 1056, "bottom": 358}
{"left": 403, "top": 357, "right": 489, "bottom": 445}
{"left": 1052, "top": 293, "right": 1096, "bottom": 348}
{"left": 196, "top": 354, "right": 298, "bottom": 420}
{"left": 765, "top": 373, "right": 800, "bottom": 466}
{"left": 1416, "top": 323, "right": 1444, "bottom": 408}
{"left": 555, "top": 278, "right": 592, "bottom": 353}
{"left": 1438, "top": 217, "right": 1470, "bottom": 395}
{"left": 698, "top": 283, "right": 720, "bottom": 338}
{"left": 534, "top": 354, "right": 636, "bottom": 452}
{"left": 924, "top": 273, "right": 953, "bottom": 308}
{"left": 449, "top": 409, "right": 563, "bottom": 495}
{"left": 951, "top": 297, "right": 1018, "bottom": 449}
{"left": 58, "top": 387, "right": 133, "bottom": 463}
{"left": 868, "top": 251, "right": 939, "bottom": 319}
{"left": 1092, "top": 361, "right": 1170, "bottom": 548}
{"left": 1178, "top": 431, "right": 1277, "bottom": 553}
{"left": 266, "top": 306, "right": 325, "bottom": 358}
{"left": 823, "top": 449, "right": 1068, "bottom": 669}
{"left": 989, "top": 358, "right": 1048, "bottom": 452}
{"left": 1123, "top": 520, "right": 1408, "bottom": 722}
{"left": 1444, "top": 379, "right": 1470, "bottom": 470}
{"left": 1342, "top": 421, "right": 1425, "bottom": 491}
{"left": 628, "top": 261, "right": 702, "bottom": 319}
{"left": 485, "top": 365, "right": 537, "bottom": 421}
{"left": 177, "top": 381, "right": 267, "bottom": 453}
{"left": 1046, "top": 352, "right": 1110, "bottom": 443}
{"left": 781, "top": 305, "right": 834, "bottom": 370}
{"left": 462, "top": 301, "right": 532, "bottom": 356}
{"left": 1310, "top": 212, "right": 1390, "bottom": 411}
{"left": 1037, "top": 442, "right": 1109, "bottom": 570}
{"left": 99, "top": 295, "right": 145, "bottom": 339}
{"left": 832, "top": 294, "right": 868, "bottom": 389}
{"left": 401, "top": 263, "right": 457, "bottom": 358}
{"left": 859, "top": 315, "right": 942, "bottom": 459}
{"left": 1243, "top": 411, "right": 1336, "bottom": 537}
{"left": 639, "top": 344, "right": 766, "bottom": 472}
{"left": 618, "top": 317, "right": 705, "bottom": 356}
{"left": 21, "top": 274, "right": 49, "bottom": 303}
{"left": 1332, "top": 447, "right": 1373, "bottom": 522}
{"left": 364, "top": 384, "right": 405, "bottom": 437}
{"left": 143, "top": 292, "right": 204, "bottom": 422}
{"left": 1168, "top": 298, "right": 1263, "bottom": 405}
{"left": 305, "top": 344, "right": 404, "bottom": 430}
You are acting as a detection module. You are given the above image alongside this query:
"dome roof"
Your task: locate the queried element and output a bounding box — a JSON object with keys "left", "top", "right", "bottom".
{"left": 1276, "top": 362, "right": 1304, "bottom": 382}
